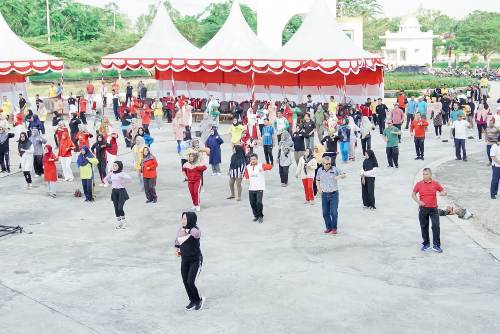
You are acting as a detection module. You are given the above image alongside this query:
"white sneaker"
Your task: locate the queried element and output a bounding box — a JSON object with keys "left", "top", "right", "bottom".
{"left": 195, "top": 206, "right": 201, "bottom": 212}
{"left": 191, "top": 206, "right": 196, "bottom": 210}
{"left": 68, "top": 178, "right": 74, "bottom": 182}
{"left": 216, "top": 173, "right": 221, "bottom": 176}
{"left": 211, "top": 173, "right": 216, "bottom": 176}
{"left": 99, "top": 183, "right": 105, "bottom": 187}
{"left": 121, "top": 220, "right": 127, "bottom": 229}
{"left": 104, "top": 183, "right": 109, "bottom": 187}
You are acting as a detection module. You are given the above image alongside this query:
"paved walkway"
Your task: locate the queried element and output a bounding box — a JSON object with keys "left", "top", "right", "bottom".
{"left": 1, "top": 106, "right": 500, "bottom": 333}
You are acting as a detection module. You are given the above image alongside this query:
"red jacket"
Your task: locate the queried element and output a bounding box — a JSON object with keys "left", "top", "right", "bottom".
{"left": 142, "top": 158, "right": 158, "bottom": 178}
{"left": 43, "top": 147, "right": 58, "bottom": 182}
{"left": 107, "top": 137, "right": 118, "bottom": 155}
{"left": 141, "top": 108, "right": 152, "bottom": 125}
{"left": 76, "top": 132, "right": 92, "bottom": 149}
{"left": 183, "top": 165, "right": 207, "bottom": 182}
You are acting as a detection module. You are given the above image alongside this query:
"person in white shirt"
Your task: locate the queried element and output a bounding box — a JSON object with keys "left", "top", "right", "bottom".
{"left": 494, "top": 107, "right": 500, "bottom": 131}
{"left": 490, "top": 134, "right": 500, "bottom": 199}
{"left": 451, "top": 114, "right": 472, "bottom": 161}
{"left": 100, "top": 82, "right": 108, "bottom": 107}
{"left": 243, "top": 153, "right": 273, "bottom": 223}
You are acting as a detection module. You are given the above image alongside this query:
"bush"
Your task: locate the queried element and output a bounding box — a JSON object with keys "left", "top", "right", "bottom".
{"left": 384, "top": 73, "right": 476, "bottom": 91}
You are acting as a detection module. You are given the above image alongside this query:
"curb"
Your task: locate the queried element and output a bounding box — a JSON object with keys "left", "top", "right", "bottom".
{"left": 412, "top": 150, "right": 500, "bottom": 262}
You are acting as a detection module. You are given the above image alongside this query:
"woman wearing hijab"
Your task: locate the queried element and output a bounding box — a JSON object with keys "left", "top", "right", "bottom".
{"left": 360, "top": 149, "right": 378, "bottom": 210}
{"left": 43, "top": 144, "right": 58, "bottom": 198}
{"left": 133, "top": 136, "right": 146, "bottom": 190}
{"left": 174, "top": 212, "right": 204, "bottom": 311}
{"left": 183, "top": 153, "right": 207, "bottom": 212}
{"left": 348, "top": 116, "right": 360, "bottom": 161}
{"left": 141, "top": 146, "right": 158, "bottom": 203}
{"left": 475, "top": 103, "right": 489, "bottom": 140}
{"left": 277, "top": 131, "right": 294, "bottom": 186}
{"left": 199, "top": 113, "right": 212, "bottom": 144}
{"left": 77, "top": 146, "right": 98, "bottom": 202}
{"left": 360, "top": 116, "right": 375, "bottom": 156}
{"left": 18, "top": 132, "right": 34, "bottom": 189}
{"left": 431, "top": 103, "right": 444, "bottom": 139}
{"left": 29, "top": 128, "right": 47, "bottom": 177}
{"left": 104, "top": 161, "right": 132, "bottom": 229}
{"left": 314, "top": 104, "right": 327, "bottom": 141}
{"left": 173, "top": 111, "right": 186, "bottom": 154}
{"left": 292, "top": 125, "right": 306, "bottom": 165}
{"left": 29, "top": 114, "right": 43, "bottom": 134}
{"left": 91, "top": 134, "right": 110, "bottom": 186}
{"left": 58, "top": 132, "right": 75, "bottom": 182}
{"left": 106, "top": 132, "right": 119, "bottom": 173}
{"left": 0, "top": 125, "right": 15, "bottom": 173}
{"left": 296, "top": 148, "right": 318, "bottom": 204}
{"left": 136, "top": 126, "right": 154, "bottom": 147}
{"left": 205, "top": 127, "right": 224, "bottom": 176}
{"left": 320, "top": 128, "right": 339, "bottom": 166}
{"left": 120, "top": 108, "right": 133, "bottom": 148}
{"left": 227, "top": 145, "right": 246, "bottom": 201}
{"left": 312, "top": 143, "right": 325, "bottom": 195}
{"left": 337, "top": 118, "right": 351, "bottom": 163}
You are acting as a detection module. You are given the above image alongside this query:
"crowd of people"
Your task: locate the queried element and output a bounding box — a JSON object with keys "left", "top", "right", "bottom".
{"left": 1, "top": 78, "right": 499, "bottom": 311}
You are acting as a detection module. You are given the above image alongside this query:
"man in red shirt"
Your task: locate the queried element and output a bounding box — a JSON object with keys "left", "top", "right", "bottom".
{"left": 140, "top": 105, "right": 152, "bottom": 134}
{"left": 412, "top": 168, "right": 447, "bottom": 253}
{"left": 397, "top": 90, "right": 407, "bottom": 112}
{"left": 410, "top": 113, "right": 429, "bottom": 160}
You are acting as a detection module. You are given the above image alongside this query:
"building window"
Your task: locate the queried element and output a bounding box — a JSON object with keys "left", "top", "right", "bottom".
{"left": 387, "top": 50, "right": 397, "bottom": 61}
{"left": 400, "top": 50, "right": 406, "bottom": 61}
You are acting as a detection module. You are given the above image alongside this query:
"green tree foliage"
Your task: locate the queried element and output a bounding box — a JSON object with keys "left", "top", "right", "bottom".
{"left": 455, "top": 11, "right": 500, "bottom": 62}
{"left": 282, "top": 15, "right": 304, "bottom": 46}
{"left": 363, "top": 17, "right": 399, "bottom": 50}
{"left": 337, "top": 0, "right": 381, "bottom": 19}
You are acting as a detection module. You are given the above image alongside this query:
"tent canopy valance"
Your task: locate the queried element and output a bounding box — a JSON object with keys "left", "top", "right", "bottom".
{"left": 0, "top": 11, "right": 63, "bottom": 75}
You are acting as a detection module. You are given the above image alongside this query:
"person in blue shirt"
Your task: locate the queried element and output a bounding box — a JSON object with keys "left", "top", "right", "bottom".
{"left": 417, "top": 98, "right": 428, "bottom": 120}
{"left": 449, "top": 103, "right": 465, "bottom": 123}
{"left": 261, "top": 118, "right": 275, "bottom": 165}
{"left": 405, "top": 97, "right": 417, "bottom": 129}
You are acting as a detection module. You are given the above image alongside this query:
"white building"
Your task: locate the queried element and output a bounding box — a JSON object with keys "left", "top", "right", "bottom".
{"left": 256, "top": 0, "right": 363, "bottom": 49}
{"left": 380, "top": 16, "right": 437, "bottom": 67}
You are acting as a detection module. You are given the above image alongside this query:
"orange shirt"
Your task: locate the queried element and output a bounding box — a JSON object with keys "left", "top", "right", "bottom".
{"left": 411, "top": 119, "right": 429, "bottom": 138}
{"left": 15, "top": 112, "right": 24, "bottom": 126}
{"left": 397, "top": 95, "right": 407, "bottom": 108}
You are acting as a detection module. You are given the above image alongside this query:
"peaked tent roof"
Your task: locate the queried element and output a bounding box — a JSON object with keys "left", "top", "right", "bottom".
{"left": 0, "top": 11, "right": 63, "bottom": 75}
{"left": 279, "top": 0, "right": 383, "bottom": 75}
{"left": 101, "top": 4, "right": 200, "bottom": 71}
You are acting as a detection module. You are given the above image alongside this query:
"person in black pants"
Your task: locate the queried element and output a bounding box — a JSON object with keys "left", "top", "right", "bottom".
{"left": 125, "top": 82, "right": 133, "bottom": 106}
{"left": 0, "top": 126, "right": 15, "bottom": 173}
{"left": 412, "top": 168, "right": 446, "bottom": 253}
{"left": 361, "top": 149, "right": 378, "bottom": 209}
{"left": 375, "top": 98, "right": 388, "bottom": 135}
{"left": 175, "top": 212, "right": 204, "bottom": 311}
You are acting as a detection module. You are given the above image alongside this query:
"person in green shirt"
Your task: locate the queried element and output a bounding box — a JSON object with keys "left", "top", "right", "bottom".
{"left": 383, "top": 120, "right": 401, "bottom": 168}
{"left": 77, "top": 146, "right": 99, "bottom": 201}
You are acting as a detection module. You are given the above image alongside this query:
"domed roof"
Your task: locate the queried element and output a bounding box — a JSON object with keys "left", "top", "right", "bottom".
{"left": 400, "top": 15, "right": 421, "bottom": 28}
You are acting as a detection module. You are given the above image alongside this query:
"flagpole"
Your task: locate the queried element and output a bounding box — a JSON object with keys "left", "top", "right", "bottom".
{"left": 46, "top": 0, "right": 51, "bottom": 44}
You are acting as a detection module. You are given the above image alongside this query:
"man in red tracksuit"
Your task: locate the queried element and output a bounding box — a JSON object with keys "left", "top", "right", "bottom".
{"left": 183, "top": 153, "right": 207, "bottom": 212}
{"left": 410, "top": 113, "right": 429, "bottom": 160}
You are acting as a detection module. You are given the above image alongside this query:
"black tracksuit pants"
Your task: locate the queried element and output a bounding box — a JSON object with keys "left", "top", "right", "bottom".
{"left": 419, "top": 207, "right": 440, "bottom": 247}
{"left": 249, "top": 190, "right": 264, "bottom": 219}
{"left": 361, "top": 177, "right": 375, "bottom": 208}
{"left": 181, "top": 255, "right": 203, "bottom": 303}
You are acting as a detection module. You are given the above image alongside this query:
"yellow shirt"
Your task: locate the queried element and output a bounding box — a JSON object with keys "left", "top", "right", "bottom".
{"left": 49, "top": 87, "right": 57, "bottom": 98}
{"left": 152, "top": 102, "right": 163, "bottom": 116}
{"left": 38, "top": 108, "right": 48, "bottom": 122}
{"left": 328, "top": 101, "right": 338, "bottom": 114}
{"left": 229, "top": 124, "right": 245, "bottom": 144}
{"left": 480, "top": 78, "right": 488, "bottom": 88}
{"left": 1, "top": 101, "right": 12, "bottom": 115}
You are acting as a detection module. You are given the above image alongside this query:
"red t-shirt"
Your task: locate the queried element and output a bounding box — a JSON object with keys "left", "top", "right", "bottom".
{"left": 397, "top": 95, "right": 407, "bottom": 108}
{"left": 413, "top": 180, "right": 444, "bottom": 208}
{"left": 86, "top": 84, "right": 95, "bottom": 95}
{"left": 411, "top": 119, "right": 429, "bottom": 138}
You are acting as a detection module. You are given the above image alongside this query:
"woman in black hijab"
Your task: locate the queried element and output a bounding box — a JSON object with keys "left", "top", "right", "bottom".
{"left": 174, "top": 212, "right": 204, "bottom": 311}
{"left": 360, "top": 149, "right": 378, "bottom": 209}
{"left": 227, "top": 145, "right": 246, "bottom": 200}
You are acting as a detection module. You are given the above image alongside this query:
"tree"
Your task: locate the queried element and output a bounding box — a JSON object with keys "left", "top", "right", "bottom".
{"left": 282, "top": 15, "right": 304, "bottom": 46}
{"left": 363, "top": 17, "right": 399, "bottom": 51}
{"left": 455, "top": 11, "right": 500, "bottom": 65}
{"left": 337, "top": 0, "right": 381, "bottom": 19}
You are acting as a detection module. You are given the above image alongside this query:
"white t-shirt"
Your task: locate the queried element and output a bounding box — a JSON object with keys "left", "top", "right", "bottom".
{"left": 494, "top": 114, "right": 500, "bottom": 130}
{"left": 452, "top": 120, "right": 469, "bottom": 139}
{"left": 490, "top": 144, "right": 500, "bottom": 167}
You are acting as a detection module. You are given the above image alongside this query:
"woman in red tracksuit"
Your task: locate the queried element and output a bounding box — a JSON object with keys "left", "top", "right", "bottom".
{"left": 182, "top": 153, "right": 207, "bottom": 212}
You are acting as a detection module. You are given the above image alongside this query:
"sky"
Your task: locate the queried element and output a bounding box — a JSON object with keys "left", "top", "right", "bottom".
{"left": 78, "top": 0, "right": 500, "bottom": 20}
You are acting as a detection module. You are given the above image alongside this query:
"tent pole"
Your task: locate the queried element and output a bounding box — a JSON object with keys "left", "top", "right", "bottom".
{"left": 170, "top": 70, "right": 177, "bottom": 97}
{"left": 251, "top": 71, "right": 255, "bottom": 109}
{"left": 342, "top": 75, "right": 347, "bottom": 103}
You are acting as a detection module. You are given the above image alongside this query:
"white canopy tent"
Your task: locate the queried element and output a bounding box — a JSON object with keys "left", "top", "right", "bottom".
{"left": 0, "top": 11, "right": 63, "bottom": 109}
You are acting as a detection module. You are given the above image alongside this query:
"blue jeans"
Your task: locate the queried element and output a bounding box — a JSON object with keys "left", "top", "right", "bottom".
{"left": 321, "top": 191, "right": 339, "bottom": 230}
{"left": 491, "top": 166, "right": 500, "bottom": 197}
{"left": 339, "top": 141, "right": 349, "bottom": 162}
{"left": 454, "top": 138, "right": 466, "bottom": 160}
{"left": 82, "top": 179, "right": 93, "bottom": 201}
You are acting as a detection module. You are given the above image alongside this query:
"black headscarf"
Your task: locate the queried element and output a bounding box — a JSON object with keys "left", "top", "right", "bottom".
{"left": 183, "top": 211, "right": 198, "bottom": 229}
{"left": 113, "top": 160, "right": 124, "bottom": 174}
{"left": 363, "top": 149, "right": 378, "bottom": 171}
{"left": 18, "top": 132, "right": 32, "bottom": 155}
{"left": 230, "top": 145, "right": 246, "bottom": 170}
{"left": 303, "top": 148, "right": 313, "bottom": 175}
